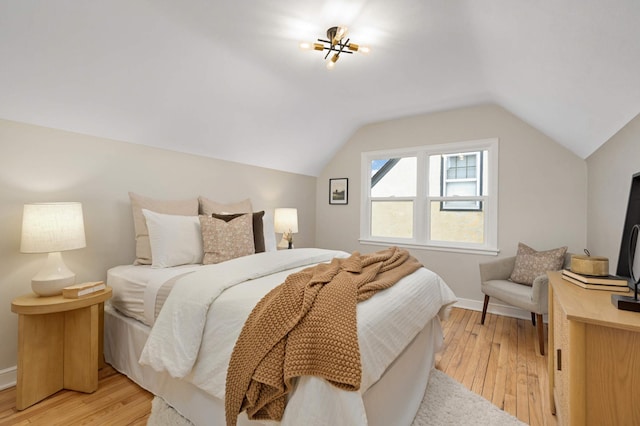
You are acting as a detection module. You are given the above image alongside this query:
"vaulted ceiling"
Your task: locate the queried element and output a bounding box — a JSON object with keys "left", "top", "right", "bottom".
{"left": 1, "top": 1, "right": 639, "bottom": 176}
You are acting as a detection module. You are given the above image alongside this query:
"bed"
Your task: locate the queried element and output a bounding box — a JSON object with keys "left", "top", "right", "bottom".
{"left": 104, "top": 247, "right": 457, "bottom": 426}
{"left": 105, "top": 249, "right": 456, "bottom": 425}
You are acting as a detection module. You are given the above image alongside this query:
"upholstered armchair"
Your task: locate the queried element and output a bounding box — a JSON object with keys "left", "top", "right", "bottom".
{"left": 479, "top": 251, "right": 571, "bottom": 355}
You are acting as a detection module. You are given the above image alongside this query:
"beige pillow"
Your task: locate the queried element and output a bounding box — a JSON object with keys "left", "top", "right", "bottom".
{"left": 199, "top": 196, "right": 252, "bottom": 215}
{"left": 200, "top": 214, "right": 255, "bottom": 264}
{"left": 212, "top": 211, "right": 265, "bottom": 253}
{"left": 510, "top": 242, "right": 568, "bottom": 285}
{"left": 129, "top": 192, "right": 199, "bottom": 265}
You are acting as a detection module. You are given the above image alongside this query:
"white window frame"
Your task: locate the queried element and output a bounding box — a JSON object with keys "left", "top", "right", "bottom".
{"left": 360, "top": 138, "right": 499, "bottom": 255}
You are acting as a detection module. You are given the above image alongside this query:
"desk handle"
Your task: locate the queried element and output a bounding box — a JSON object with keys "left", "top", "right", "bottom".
{"left": 556, "top": 349, "right": 562, "bottom": 371}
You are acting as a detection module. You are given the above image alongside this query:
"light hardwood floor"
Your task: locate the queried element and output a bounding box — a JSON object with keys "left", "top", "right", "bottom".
{"left": 0, "top": 307, "right": 556, "bottom": 425}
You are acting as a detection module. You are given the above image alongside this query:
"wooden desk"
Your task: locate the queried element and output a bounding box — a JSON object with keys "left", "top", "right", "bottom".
{"left": 11, "top": 287, "right": 112, "bottom": 410}
{"left": 547, "top": 271, "right": 640, "bottom": 425}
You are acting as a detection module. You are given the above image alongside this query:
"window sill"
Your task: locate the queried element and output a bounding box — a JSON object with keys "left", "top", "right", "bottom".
{"left": 358, "top": 239, "right": 500, "bottom": 256}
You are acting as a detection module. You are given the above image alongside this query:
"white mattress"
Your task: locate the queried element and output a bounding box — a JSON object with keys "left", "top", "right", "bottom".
{"left": 104, "top": 304, "right": 443, "bottom": 426}
{"left": 107, "top": 263, "right": 202, "bottom": 325}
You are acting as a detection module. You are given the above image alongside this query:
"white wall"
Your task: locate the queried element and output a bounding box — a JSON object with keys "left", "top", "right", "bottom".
{"left": 315, "top": 104, "right": 587, "bottom": 306}
{"left": 586, "top": 113, "right": 640, "bottom": 271}
{"left": 0, "top": 119, "right": 317, "bottom": 375}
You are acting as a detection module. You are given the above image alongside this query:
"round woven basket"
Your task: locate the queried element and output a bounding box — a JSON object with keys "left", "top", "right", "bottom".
{"left": 570, "top": 255, "right": 609, "bottom": 276}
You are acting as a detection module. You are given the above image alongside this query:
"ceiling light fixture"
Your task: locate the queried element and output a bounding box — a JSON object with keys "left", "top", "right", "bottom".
{"left": 299, "top": 26, "right": 370, "bottom": 70}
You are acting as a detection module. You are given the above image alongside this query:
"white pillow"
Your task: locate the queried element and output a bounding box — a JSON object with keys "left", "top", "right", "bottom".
{"left": 262, "top": 210, "right": 277, "bottom": 252}
{"left": 142, "top": 209, "right": 203, "bottom": 268}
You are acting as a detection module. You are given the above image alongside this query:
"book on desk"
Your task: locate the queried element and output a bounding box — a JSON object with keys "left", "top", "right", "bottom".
{"left": 561, "top": 270, "right": 630, "bottom": 293}
{"left": 62, "top": 281, "right": 106, "bottom": 298}
{"left": 561, "top": 269, "right": 629, "bottom": 285}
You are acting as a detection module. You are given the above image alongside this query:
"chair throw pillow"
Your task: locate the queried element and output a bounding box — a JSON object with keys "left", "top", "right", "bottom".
{"left": 509, "top": 242, "right": 568, "bottom": 286}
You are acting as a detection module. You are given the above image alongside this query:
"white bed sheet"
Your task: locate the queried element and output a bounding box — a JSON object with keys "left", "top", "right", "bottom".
{"left": 107, "top": 263, "right": 202, "bottom": 325}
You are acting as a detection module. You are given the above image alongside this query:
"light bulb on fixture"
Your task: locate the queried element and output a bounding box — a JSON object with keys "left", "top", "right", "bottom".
{"left": 334, "top": 26, "right": 348, "bottom": 43}
{"left": 347, "top": 43, "right": 371, "bottom": 54}
{"left": 299, "top": 42, "right": 311, "bottom": 50}
{"left": 326, "top": 53, "right": 339, "bottom": 69}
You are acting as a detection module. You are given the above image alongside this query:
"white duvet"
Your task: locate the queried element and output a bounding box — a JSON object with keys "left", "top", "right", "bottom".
{"left": 139, "top": 248, "right": 457, "bottom": 425}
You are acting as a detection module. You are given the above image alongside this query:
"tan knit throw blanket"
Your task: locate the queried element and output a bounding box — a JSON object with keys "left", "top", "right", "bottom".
{"left": 224, "top": 247, "right": 422, "bottom": 425}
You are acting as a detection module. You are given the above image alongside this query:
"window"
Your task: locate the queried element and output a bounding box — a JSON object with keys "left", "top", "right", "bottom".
{"left": 360, "top": 139, "right": 498, "bottom": 255}
{"left": 441, "top": 152, "right": 482, "bottom": 211}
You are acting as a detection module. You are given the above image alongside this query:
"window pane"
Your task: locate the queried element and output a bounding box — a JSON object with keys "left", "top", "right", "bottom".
{"left": 442, "top": 200, "right": 481, "bottom": 210}
{"left": 430, "top": 201, "right": 484, "bottom": 243}
{"left": 371, "top": 157, "right": 416, "bottom": 197}
{"left": 371, "top": 201, "right": 413, "bottom": 238}
{"left": 445, "top": 181, "right": 477, "bottom": 197}
{"left": 428, "top": 155, "right": 442, "bottom": 196}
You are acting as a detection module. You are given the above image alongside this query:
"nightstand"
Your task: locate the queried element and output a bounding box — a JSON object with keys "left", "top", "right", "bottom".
{"left": 11, "top": 287, "right": 112, "bottom": 410}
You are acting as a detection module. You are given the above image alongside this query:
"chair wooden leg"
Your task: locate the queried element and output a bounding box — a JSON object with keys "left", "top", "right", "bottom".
{"left": 536, "top": 313, "right": 545, "bottom": 355}
{"left": 481, "top": 295, "right": 489, "bottom": 325}
{"left": 531, "top": 312, "right": 536, "bottom": 326}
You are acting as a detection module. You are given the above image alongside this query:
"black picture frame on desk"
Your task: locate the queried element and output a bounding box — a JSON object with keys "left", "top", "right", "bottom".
{"left": 329, "top": 178, "right": 348, "bottom": 205}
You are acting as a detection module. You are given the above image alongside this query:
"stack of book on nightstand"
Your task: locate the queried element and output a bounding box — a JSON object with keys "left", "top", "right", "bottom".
{"left": 62, "top": 281, "right": 106, "bottom": 298}
{"left": 561, "top": 269, "right": 630, "bottom": 293}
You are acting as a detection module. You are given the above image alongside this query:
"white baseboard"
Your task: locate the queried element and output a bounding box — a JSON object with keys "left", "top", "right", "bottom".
{"left": 454, "top": 297, "right": 548, "bottom": 323}
{"left": 0, "top": 366, "right": 16, "bottom": 391}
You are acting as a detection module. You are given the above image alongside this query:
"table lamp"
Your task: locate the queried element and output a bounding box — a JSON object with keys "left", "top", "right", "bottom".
{"left": 274, "top": 208, "right": 298, "bottom": 249}
{"left": 20, "top": 202, "right": 87, "bottom": 296}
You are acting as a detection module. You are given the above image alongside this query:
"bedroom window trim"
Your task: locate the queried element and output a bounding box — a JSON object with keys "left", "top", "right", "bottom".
{"left": 359, "top": 138, "right": 499, "bottom": 256}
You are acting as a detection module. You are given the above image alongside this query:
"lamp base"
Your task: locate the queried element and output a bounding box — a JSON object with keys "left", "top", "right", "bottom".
{"left": 32, "top": 275, "right": 75, "bottom": 296}
{"left": 277, "top": 236, "right": 294, "bottom": 250}
{"left": 611, "top": 294, "right": 640, "bottom": 312}
{"left": 31, "top": 251, "right": 76, "bottom": 296}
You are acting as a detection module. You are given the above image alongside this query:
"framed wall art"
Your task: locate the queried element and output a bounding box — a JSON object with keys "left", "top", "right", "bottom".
{"left": 329, "top": 178, "right": 348, "bottom": 205}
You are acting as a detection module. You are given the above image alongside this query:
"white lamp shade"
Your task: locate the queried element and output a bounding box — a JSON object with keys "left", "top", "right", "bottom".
{"left": 274, "top": 208, "right": 298, "bottom": 234}
{"left": 21, "top": 202, "right": 86, "bottom": 253}
{"left": 21, "top": 202, "right": 87, "bottom": 296}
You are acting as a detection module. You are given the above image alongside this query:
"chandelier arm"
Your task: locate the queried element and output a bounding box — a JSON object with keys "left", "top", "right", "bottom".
{"left": 337, "top": 38, "right": 350, "bottom": 55}
{"left": 318, "top": 38, "right": 334, "bottom": 59}
{"left": 316, "top": 38, "right": 354, "bottom": 54}
{"left": 330, "top": 38, "right": 350, "bottom": 61}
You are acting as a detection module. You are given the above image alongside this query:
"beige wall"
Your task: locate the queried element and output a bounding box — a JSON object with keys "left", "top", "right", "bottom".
{"left": 586, "top": 113, "right": 640, "bottom": 271}
{"left": 0, "top": 119, "right": 316, "bottom": 373}
{"left": 315, "top": 104, "right": 587, "bottom": 304}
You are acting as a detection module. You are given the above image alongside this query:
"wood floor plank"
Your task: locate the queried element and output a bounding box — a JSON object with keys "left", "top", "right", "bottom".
{"left": 439, "top": 309, "right": 474, "bottom": 375}
{"left": 481, "top": 313, "right": 503, "bottom": 401}
{"left": 491, "top": 314, "right": 510, "bottom": 409}
{"left": 471, "top": 311, "right": 497, "bottom": 395}
{"left": 503, "top": 314, "right": 520, "bottom": 417}
{"left": 516, "top": 319, "right": 531, "bottom": 423}
{"left": 0, "top": 308, "right": 556, "bottom": 426}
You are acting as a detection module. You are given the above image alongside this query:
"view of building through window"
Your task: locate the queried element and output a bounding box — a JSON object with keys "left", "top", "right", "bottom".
{"left": 371, "top": 157, "right": 416, "bottom": 238}
{"left": 362, "top": 139, "right": 497, "bottom": 252}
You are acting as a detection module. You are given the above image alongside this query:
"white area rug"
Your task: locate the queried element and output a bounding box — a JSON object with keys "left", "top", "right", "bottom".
{"left": 413, "top": 369, "right": 526, "bottom": 426}
{"left": 148, "top": 369, "right": 526, "bottom": 426}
